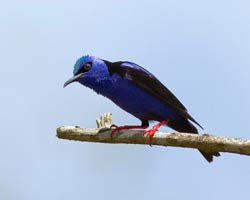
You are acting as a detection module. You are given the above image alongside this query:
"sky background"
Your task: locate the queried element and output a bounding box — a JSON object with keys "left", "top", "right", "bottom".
{"left": 1, "top": 0, "right": 250, "bottom": 199}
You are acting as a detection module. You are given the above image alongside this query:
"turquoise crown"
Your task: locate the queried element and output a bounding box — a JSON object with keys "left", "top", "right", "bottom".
{"left": 73, "top": 55, "right": 91, "bottom": 75}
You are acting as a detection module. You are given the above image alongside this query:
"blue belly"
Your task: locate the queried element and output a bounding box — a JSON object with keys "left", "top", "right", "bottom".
{"left": 97, "top": 75, "right": 179, "bottom": 122}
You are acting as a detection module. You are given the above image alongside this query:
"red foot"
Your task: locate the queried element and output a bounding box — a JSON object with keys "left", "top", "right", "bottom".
{"left": 144, "top": 120, "right": 169, "bottom": 144}
{"left": 110, "top": 124, "right": 149, "bottom": 136}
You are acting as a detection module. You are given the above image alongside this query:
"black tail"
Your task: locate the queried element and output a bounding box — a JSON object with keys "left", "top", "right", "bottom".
{"left": 168, "top": 117, "right": 220, "bottom": 163}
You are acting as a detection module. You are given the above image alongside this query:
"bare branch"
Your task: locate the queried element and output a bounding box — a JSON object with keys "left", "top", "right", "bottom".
{"left": 57, "top": 113, "right": 250, "bottom": 156}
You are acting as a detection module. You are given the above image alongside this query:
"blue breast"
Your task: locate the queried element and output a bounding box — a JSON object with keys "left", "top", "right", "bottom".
{"left": 96, "top": 74, "right": 179, "bottom": 121}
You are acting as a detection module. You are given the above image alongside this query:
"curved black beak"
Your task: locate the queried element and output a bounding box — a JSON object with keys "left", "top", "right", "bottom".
{"left": 63, "top": 73, "right": 84, "bottom": 88}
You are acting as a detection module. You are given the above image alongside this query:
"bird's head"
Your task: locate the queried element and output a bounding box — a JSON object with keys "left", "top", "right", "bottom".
{"left": 64, "top": 55, "right": 108, "bottom": 88}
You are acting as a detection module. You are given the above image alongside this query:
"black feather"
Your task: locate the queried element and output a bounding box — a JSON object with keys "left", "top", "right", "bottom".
{"left": 168, "top": 117, "right": 220, "bottom": 162}
{"left": 104, "top": 60, "right": 220, "bottom": 163}
{"left": 105, "top": 60, "right": 203, "bottom": 129}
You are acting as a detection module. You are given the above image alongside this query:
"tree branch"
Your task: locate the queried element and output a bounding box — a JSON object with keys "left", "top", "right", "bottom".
{"left": 57, "top": 113, "right": 250, "bottom": 156}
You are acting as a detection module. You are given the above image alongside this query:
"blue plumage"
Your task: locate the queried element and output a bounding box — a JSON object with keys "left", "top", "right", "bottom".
{"left": 64, "top": 55, "right": 220, "bottom": 162}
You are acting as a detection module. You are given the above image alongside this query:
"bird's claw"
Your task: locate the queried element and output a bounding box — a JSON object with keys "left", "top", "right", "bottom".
{"left": 110, "top": 124, "right": 122, "bottom": 137}
{"left": 110, "top": 124, "right": 149, "bottom": 137}
{"left": 144, "top": 120, "right": 169, "bottom": 145}
{"left": 144, "top": 127, "right": 158, "bottom": 145}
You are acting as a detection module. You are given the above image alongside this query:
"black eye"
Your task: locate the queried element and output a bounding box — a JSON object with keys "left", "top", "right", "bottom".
{"left": 84, "top": 62, "right": 92, "bottom": 71}
{"left": 77, "top": 62, "right": 92, "bottom": 75}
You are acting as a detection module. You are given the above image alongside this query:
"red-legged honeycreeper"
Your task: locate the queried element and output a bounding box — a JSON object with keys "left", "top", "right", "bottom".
{"left": 64, "top": 55, "right": 220, "bottom": 162}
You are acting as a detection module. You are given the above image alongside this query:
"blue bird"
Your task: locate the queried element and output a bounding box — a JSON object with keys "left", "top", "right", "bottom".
{"left": 64, "top": 55, "right": 220, "bottom": 162}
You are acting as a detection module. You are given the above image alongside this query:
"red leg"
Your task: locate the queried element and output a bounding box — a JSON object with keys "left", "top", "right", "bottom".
{"left": 111, "top": 124, "right": 149, "bottom": 136}
{"left": 144, "top": 120, "right": 169, "bottom": 144}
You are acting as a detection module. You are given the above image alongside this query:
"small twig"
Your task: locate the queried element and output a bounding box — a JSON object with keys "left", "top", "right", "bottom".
{"left": 57, "top": 113, "right": 250, "bottom": 156}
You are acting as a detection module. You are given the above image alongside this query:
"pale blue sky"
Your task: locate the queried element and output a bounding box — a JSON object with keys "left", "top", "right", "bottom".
{"left": 1, "top": 0, "right": 250, "bottom": 199}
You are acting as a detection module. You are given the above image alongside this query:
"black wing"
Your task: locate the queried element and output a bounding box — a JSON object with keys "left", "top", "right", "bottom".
{"left": 105, "top": 60, "right": 203, "bottom": 129}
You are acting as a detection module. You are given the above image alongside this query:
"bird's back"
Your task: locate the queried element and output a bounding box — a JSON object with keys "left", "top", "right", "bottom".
{"left": 98, "top": 72, "right": 180, "bottom": 122}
